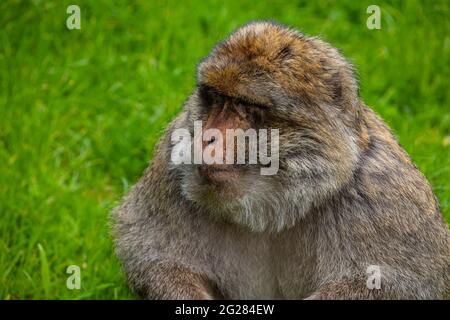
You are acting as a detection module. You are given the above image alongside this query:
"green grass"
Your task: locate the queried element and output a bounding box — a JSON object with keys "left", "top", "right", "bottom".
{"left": 0, "top": 0, "right": 449, "bottom": 299}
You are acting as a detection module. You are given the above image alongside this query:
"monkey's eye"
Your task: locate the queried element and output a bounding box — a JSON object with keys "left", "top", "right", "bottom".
{"left": 234, "top": 101, "right": 268, "bottom": 126}
{"left": 200, "top": 88, "right": 227, "bottom": 110}
{"left": 199, "top": 88, "right": 214, "bottom": 106}
{"left": 239, "top": 100, "right": 267, "bottom": 115}
{"left": 213, "top": 93, "right": 226, "bottom": 106}
{"left": 235, "top": 96, "right": 266, "bottom": 111}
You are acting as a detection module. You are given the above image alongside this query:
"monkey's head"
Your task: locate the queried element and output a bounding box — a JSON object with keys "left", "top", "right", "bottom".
{"left": 173, "top": 22, "right": 366, "bottom": 232}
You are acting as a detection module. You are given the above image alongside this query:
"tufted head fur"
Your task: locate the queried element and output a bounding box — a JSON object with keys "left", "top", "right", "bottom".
{"left": 198, "top": 21, "right": 359, "bottom": 113}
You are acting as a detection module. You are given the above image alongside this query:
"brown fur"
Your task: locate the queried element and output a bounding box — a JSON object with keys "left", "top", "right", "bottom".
{"left": 113, "top": 22, "right": 450, "bottom": 299}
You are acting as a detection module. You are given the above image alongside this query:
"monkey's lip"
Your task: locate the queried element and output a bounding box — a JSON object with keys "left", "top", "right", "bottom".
{"left": 197, "top": 165, "right": 245, "bottom": 181}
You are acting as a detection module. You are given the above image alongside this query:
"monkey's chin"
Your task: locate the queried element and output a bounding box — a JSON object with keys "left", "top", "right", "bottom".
{"left": 185, "top": 169, "right": 249, "bottom": 205}
{"left": 181, "top": 170, "right": 301, "bottom": 233}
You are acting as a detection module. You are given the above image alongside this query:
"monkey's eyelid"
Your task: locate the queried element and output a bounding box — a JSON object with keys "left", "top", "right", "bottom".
{"left": 199, "top": 84, "right": 226, "bottom": 101}
{"left": 235, "top": 97, "right": 267, "bottom": 110}
{"left": 199, "top": 84, "right": 267, "bottom": 111}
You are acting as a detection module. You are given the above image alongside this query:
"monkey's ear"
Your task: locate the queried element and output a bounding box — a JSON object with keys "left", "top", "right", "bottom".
{"left": 319, "top": 48, "right": 359, "bottom": 112}
{"left": 330, "top": 72, "right": 343, "bottom": 104}
{"left": 333, "top": 64, "right": 360, "bottom": 113}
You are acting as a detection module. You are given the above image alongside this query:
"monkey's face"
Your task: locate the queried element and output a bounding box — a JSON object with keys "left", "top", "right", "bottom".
{"left": 175, "top": 87, "right": 358, "bottom": 233}
{"left": 172, "top": 22, "right": 361, "bottom": 232}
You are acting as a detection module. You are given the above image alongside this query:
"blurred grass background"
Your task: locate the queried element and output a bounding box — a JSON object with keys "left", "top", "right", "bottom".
{"left": 0, "top": 0, "right": 449, "bottom": 299}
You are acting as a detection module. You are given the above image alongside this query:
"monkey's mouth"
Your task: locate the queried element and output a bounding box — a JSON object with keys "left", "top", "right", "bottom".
{"left": 197, "top": 165, "right": 246, "bottom": 183}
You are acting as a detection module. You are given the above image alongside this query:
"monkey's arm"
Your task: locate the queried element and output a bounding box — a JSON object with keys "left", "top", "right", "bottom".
{"left": 115, "top": 206, "right": 223, "bottom": 300}
{"left": 115, "top": 209, "right": 222, "bottom": 300}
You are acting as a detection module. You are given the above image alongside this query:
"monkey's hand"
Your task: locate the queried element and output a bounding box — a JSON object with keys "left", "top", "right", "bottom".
{"left": 305, "top": 279, "right": 386, "bottom": 300}
{"left": 132, "top": 262, "right": 220, "bottom": 300}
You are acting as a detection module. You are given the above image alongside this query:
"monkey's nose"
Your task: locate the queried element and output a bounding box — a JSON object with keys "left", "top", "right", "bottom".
{"left": 202, "top": 135, "right": 219, "bottom": 151}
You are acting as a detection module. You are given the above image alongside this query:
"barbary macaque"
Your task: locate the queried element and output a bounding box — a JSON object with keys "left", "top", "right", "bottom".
{"left": 113, "top": 22, "right": 450, "bottom": 299}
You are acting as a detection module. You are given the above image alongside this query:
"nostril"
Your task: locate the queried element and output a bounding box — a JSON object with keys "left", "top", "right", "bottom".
{"left": 207, "top": 136, "right": 216, "bottom": 145}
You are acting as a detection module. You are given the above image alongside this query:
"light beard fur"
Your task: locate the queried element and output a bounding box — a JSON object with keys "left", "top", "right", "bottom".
{"left": 174, "top": 156, "right": 349, "bottom": 233}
